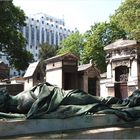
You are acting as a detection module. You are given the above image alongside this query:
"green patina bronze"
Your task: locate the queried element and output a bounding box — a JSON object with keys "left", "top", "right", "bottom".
{"left": 0, "top": 82, "right": 140, "bottom": 121}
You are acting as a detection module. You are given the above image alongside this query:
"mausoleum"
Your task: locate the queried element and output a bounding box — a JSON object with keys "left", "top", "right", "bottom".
{"left": 45, "top": 53, "right": 100, "bottom": 96}
{"left": 100, "top": 39, "right": 140, "bottom": 98}
{"left": 0, "top": 61, "right": 9, "bottom": 81}
{"left": 24, "top": 61, "right": 44, "bottom": 90}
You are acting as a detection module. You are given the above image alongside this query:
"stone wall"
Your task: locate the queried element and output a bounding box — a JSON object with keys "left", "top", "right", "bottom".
{"left": 0, "top": 84, "right": 24, "bottom": 95}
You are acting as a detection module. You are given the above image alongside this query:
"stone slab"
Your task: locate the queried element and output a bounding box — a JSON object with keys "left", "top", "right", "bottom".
{"left": 0, "top": 114, "right": 139, "bottom": 137}
{"left": 10, "top": 125, "right": 140, "bottom": 139}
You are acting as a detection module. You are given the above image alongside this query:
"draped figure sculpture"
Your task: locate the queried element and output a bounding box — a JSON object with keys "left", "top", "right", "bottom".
{"left": 0, "top": 82, "right": 140, "bottom": 121}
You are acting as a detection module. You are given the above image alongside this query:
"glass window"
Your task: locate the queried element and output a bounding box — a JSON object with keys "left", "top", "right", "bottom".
{"left": 37, "top": 28, "right": 40, "bottom": 45}
{"left": 51, "top": 31, "right": 54, "bottom": 45}
{"left": 31, "top": 26, "right": 34, "bottom": 46}
{"left": 56, "top": 32, "right": 58, "bottom": 45}
{"left": 25, "top": 26, "right": 29, "bottom": 43}
{"left": 42, "top": 28, "right": 44, "bottom": 43}
{"left": 46, "top": 29, "right": 49, "bottom": 43}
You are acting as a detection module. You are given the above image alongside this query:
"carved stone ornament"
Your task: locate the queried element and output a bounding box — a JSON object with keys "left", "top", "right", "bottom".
{"left": 112, "top": 60, "right": 130, "bottom": 69}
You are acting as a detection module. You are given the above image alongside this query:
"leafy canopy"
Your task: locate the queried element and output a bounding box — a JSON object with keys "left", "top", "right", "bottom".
{"left": 39, "top": 43, "right": 57, "bottom": 61}
{"left": 0, "top": 1, "right": 33, "bottom": 71}
{"left": 81, "top": 21, "right": 127, "bottom": 72}
{"left": 38, "top": 43, "right": 58, "bottom": 77}
{"left": 113, "top": 0, "right": 140, "bottom": 41}
{"left": 57, "top": 32, "right": 84, "bottom": 58}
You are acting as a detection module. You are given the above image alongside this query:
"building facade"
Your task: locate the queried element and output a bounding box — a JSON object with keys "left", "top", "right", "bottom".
{"left": 100, "top": 39, "right": 140, "bottom": 99}
{"left": 21, "top": 13, "right": 76, "bottom": 61}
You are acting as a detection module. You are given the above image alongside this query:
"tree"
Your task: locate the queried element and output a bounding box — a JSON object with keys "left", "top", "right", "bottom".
{"left": 38, "top": 43, "right": 58, "bottom": 76}
{"left": 39, "top": 43, "right": 57, "bottom": 61}
{"left": 81, "top": 21, "right": 127, "bottom": 73}
{"left": 57, "top": 32, "right": 84, "bottom": 58}
{"left": 113, "top": 0, "right": 140, "bottom": 41}
{"left": 0, "top": 1, "right": 33, "bottom": 71}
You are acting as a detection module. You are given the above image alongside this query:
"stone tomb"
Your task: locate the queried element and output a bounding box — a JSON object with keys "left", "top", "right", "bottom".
{"left": 1, "top": 114, "right": 140, "bottom": 139}
{"left": 45, "top": 53, "right": 100, "bottom": 96}
{"left": 100, "top": 39, "right": 140, "bottom": 98}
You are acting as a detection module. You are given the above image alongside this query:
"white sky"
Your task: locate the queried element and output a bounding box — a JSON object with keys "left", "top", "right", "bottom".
{"left": 13, "top": 0, "right": 123, "bottom": 33}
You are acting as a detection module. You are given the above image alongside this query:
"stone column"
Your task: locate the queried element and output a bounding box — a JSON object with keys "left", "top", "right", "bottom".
{"left": 83, "top": 73, "right": 88, "bottom": 93}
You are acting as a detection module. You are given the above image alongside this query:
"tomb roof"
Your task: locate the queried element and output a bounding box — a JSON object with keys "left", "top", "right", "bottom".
{"left": 78, "top": 63, "right": 92, "bottom": 71}
{"left": 45, "top": 53, "right": 79, "bottom": 63}
{"left": 24, "top": 61, "right": 40, "bottom": 78}
{"left": 104, "top": 39, "right": 137, "bottom": 51}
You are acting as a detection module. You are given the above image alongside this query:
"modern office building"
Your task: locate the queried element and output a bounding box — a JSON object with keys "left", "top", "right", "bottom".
{"left": 1, "top": 13, "right": 77, "bottom": 77}
{"left": 21, "top": 13, "right": 76, "bottom": 61}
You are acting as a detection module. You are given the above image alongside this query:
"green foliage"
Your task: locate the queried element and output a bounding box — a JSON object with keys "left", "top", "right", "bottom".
{"left": 57, "top": 32, "right": 84, "bottom": 58}
{"left": 81, "top": 21, "right": 127, "bottom": 72}
{"left": 113, "top": 0, "right": 140, "bottom": 41}
{"left": 0, "top": 1, "right": 33, "bottom": 71}
{"left": 57, "top": 21, "right": 127, "bottom": 73}
{"left": 38, "top": 43, "right": 58, "bottom": 77}
{"left": 39, "top": 43, "right": 57, "bottom": 60}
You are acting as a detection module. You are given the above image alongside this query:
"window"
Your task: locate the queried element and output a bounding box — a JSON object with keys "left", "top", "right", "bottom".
{"left": 31, "top": 26, "right": 34, "bottom": 45}
{"left": 56, "top": 32, "right": 58, "bottom": 45}
{"left": 42, "top": 28, "right": 44, "bottom": 43}
{"left": 42, "top": 21, "right": 44, "bottom": 24}
{"left": 51, "top": 32, "right": 54, "bottom": 45}
{"left": 14, "top": 72, "right": 16, "bottom": 76}
{"left": 37, "top": 28, "right": 40, "bottom": 45}
{"left": 25, "top": 26, "right": 29, "bottom": 43}
{"left": 46, "top": 29, "right": 49, "bottom": 43}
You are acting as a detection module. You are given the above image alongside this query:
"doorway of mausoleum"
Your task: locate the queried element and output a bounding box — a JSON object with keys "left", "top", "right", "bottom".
{"left": 63, "top": 72, "right": 77, "bottom": 90}
{"left": 115, "top": 66, "right": 129, "bottom": 99}
{"left": 88, "top": 77, "right": 97, "bottom": 96}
